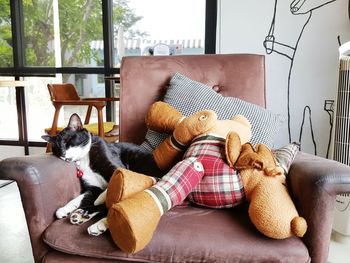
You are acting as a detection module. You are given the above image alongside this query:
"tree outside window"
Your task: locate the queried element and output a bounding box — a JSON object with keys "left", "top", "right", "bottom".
{"left": 0, "top": 0, "right": 207, "bottom": 143}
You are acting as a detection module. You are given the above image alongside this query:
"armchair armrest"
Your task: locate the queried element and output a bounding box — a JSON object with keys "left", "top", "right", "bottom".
{"left": 289, "top": 152, "right": 350, "bottom": 263}
{"left": 0, "top": 154, "right": 80, "bottom": 263}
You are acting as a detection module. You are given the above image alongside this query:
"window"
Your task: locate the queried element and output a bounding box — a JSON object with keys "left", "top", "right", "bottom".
{"left": 22, "top": 1, "right": 55, "bottom": 67}
{"left": 0, "top": 0, "right": 216, "bottom": 153}
{"left": 0, "top": 0, "right": 13, "bottom": 67}
{"left": 112, "top": 0, "right": 206, "bottom": 66}
{"left": 24, "top": 74, "right": 108, "bottom": 142}
{"left": 58, "top": 1, "right": 104, "bottom": 67}
{"left": 0, "top": 77, "right": 18, "bottom": 140}
{"left": 24, "top": 77, "right": 55, "bottom": 141}
{"left": 22, "top": 1, "right": 104, "bottom": 68}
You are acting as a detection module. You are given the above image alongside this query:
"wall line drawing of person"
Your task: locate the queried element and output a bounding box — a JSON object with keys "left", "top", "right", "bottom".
{"left": 263, "top": 0, "right": 337, "bottom": 154}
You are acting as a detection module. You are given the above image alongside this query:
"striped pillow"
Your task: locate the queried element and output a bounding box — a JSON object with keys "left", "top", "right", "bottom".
{"left": 141, "top": 72, "right": 284, "bottom": 151}
{"left": 273, "top": 142, "right": 300, "bottom": 175}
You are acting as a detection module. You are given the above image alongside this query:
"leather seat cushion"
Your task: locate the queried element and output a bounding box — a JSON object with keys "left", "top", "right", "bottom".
{"left": 43, "top": 203, "right": 310, "bottom": 263}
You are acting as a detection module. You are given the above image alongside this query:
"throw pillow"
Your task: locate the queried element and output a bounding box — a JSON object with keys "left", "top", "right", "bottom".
{"left": 141, "top": 72, "right": 284, "bottom": 151}
{"left": 272, "top": 142, "right": 300, "bottom": 175}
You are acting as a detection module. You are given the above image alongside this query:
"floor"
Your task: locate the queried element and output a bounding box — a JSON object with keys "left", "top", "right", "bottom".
{"left": 0, "top": 180, "right": 349, "bottom": 263}
{"left": 328, "top": 232, "right": 350, "bottom": 263}
{"left": 0, "top": 181, "right": 34, "bottom": 263}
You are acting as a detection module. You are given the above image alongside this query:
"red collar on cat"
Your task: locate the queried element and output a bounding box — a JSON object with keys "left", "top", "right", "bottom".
{"left": 60, "top": 157, "right": 84, "bottom": 177}
{"left": 74, "top": 160, "right": 84, "bottom": 178}
{"left": 76, "top": 168, "right": 84, "bottom": 178}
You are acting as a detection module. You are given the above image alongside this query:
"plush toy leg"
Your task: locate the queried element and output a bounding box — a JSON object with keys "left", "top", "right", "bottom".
{"left": 107, "top": 157, "right": 205, "bottom": 253}
{"left": 248, "top": 176, "right": 307, "bottom": 239}
{"left": 108, "top": 191, "right": 161, "bottom": 253}
{"left": 152, "top": 136, "right": 185, "bottom": 171}
{"left": 155, "top": 157, "right": 205, "bottom": 206}
{"left": 106, "top": 168, "right": 157, "bottom": 209}
{"left": 145, "top": 101, "right": 183, "bottom": 133}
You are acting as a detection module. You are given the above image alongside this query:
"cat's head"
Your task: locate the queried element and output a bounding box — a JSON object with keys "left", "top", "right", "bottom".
{"left": 42, "top": 113, "right": 92, "bottom": 162}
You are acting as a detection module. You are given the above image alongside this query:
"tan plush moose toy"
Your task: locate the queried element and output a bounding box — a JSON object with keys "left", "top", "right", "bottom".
{"left": 234, "top": 143, "right": 307, "bottom": 239}
{"left": 105, "top": 102, "right": 307, "bottom": 253}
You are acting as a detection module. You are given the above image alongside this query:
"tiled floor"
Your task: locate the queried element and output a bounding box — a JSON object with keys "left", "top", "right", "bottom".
{"left": 0, "top": 181, "right": 34, "bottom": 263}
{"left": 328, "top": 232, "right": 350, "bottom": 263}
{"left": 0, "top": 180, "right": 349, "bottom": 263}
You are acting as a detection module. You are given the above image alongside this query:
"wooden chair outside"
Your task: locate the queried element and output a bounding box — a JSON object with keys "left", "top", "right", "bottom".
{"left": 46, "top": 83, "right": 119, "bottom": 149}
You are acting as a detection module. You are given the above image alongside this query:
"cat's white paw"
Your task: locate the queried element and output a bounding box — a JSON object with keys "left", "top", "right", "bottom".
{"left": 70, "top": 209, "right": 99, "bottom": 225}
{"left": 88, "top": 218, "right": 108, "bottom": 236}
{"left": 56, "top": 207, "right": 71, "bottom": 219}
{"left": 56, "top": 195, "right": 84, "bottom": 219}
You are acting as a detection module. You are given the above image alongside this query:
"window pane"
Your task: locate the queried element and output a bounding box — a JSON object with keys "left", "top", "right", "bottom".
{"left": 112, "top": 0, "right": 205, "bottom": 66}
{"left": 0, "top": 0, "right": 13, "bottom": 67}
{"left": 22, "top": 0, "right": 104, "bottom": 68}
{"left": 0, "top": 77, "right": 19, "bottom": 140}
{"left": 24, "top": 77, "right": 55, "bottom": 141}
{"left": 59, "top": 0, "right": 104, "bottom": 67}
{"left": 23, "top": 0, "right": 55, "bottom": 66}
{"left": 0, "top": 75, "right": 111, "bottom": 142}
{"left": 25, "top": 74, "right": 115, "bottom": 142}
{"left": 63, "top": 74, "right": 106, "bottom": 98}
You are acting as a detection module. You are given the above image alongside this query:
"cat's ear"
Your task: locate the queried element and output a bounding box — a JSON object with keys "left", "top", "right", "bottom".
{"left": 41, "top": 135, "right": 55, "bottom": 142}
{"left": 68, "top": 113, "right": 83, "bottom": 131}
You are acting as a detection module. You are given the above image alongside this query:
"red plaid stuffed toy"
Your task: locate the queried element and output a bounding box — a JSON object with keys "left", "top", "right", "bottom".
{"left": 105, "top": 102, "right": 307, "bottom": 253}
{"left": 106, "top": 105, "right": 252, "bottom": 253}
{"left": 152, "top": 136, "right": 245, "bottom": 212}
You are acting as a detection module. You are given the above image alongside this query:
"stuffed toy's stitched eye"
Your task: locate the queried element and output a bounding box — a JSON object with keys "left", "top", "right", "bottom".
{"left": 199, "top": 115, "right": 208, "bottom": 121}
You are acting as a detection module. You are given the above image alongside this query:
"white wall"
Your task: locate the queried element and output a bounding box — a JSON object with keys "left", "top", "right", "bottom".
{"left": 217, "top": 0, "right": 350, "bottom": 157}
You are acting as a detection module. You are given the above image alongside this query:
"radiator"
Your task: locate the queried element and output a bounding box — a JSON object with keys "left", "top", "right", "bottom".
{"left": 333, "top": 55, "right": 350, "bottom": 236}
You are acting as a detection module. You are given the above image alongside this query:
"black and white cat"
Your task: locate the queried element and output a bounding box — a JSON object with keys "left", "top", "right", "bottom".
{"left": 42, "top": 113, "right": 162, "bottom": 234}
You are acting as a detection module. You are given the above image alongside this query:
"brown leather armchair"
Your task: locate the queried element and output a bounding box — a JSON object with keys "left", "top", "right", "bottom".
{"left": 1, "top": 54, "right": 350, "bottom": 263}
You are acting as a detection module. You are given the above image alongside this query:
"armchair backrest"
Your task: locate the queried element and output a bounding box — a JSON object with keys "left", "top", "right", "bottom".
{"left": 47, "top": 83, "right": 80, "bottom": 101}
{"left": 119, "top": 54, "right": 266, "bottom": 144}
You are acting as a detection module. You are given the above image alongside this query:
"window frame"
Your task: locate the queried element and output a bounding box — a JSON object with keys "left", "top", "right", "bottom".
{"left": 0, "top": 0, "right": 217, "bottom": 153}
